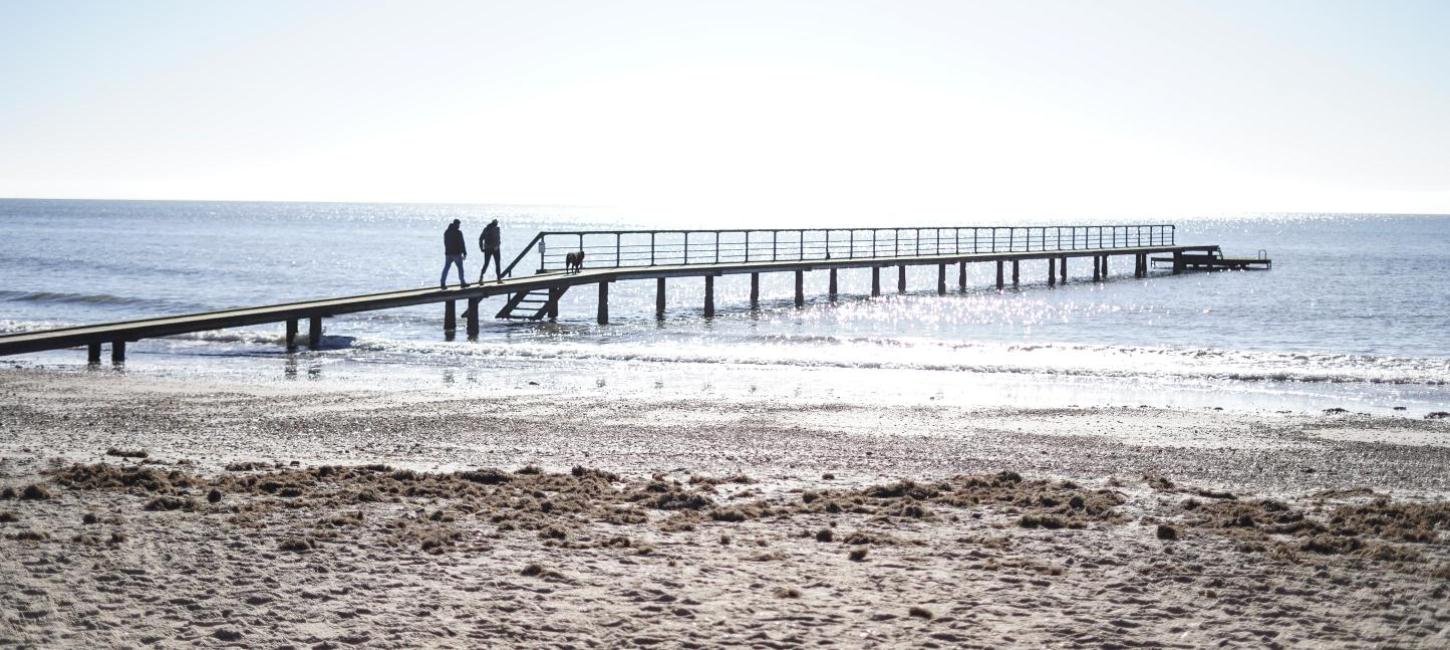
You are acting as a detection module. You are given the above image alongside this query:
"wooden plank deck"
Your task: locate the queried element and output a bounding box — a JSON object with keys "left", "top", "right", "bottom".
{"left": 1150, "top": 253, "right": 1272, "bottom": 271}
{"left": 0, "top": 244, "right": 1218, "bottom": 358}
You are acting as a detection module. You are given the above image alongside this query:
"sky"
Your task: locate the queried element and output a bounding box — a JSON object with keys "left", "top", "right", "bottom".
{"left": 2, "top": 0, "right": 1447, "bottom": 223}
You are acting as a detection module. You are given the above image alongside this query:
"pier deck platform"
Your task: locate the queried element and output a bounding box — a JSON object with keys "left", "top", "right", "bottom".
{"left": 0, "top": 223, "right": 1260, "bottom": 362}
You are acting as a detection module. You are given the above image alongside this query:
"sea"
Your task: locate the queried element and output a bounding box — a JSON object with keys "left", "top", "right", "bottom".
{"left": 2, "top": 198, "right": 1448, "bottom": 416}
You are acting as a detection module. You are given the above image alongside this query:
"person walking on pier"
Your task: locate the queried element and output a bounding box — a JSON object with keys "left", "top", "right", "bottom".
{"left": 440, "top": 219, "right": 467, "bottom": 289}
{"left": 478, "top": 219, "right": 503, "bottom": 283}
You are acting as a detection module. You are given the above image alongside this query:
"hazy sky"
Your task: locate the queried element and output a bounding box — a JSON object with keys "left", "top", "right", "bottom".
{"left": 2, "top": 0, "right": 1447, "bottom": 222}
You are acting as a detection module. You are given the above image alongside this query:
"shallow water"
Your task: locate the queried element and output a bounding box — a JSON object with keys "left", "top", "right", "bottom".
{"left": 2, "top": 199, "right": 1447, "bottom": 414}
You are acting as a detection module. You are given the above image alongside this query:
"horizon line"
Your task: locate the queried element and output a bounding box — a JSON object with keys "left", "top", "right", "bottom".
{"left": 1, "top": 196, "right": 1447, "bottom": 220}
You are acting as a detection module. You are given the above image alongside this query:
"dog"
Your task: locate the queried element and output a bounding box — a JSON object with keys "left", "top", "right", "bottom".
{"left": 564, "top": 251, "right": 586, "bottom": 274}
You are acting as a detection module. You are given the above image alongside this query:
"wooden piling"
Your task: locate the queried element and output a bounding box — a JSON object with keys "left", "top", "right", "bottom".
{"left": 1172, "top": 252, "right": 1184, "bottom": 275}
{"left": 749, "top": 273, "right": 760, "bottom": 310}
{"left": 996, "top": 260, "right": 1004, "bottom": 290}
{"left": 898, "top": 265, "right": 907, "bottom": 294}
{"left": 1092, "top": 256, "right": 1101, "bottom": 282}
{"left": 794, "top": 270, "right": 805, "bottom": 308}
{"left": 1060, "top": 256, "right": 1067, "bottom": 284}
{"left": 308, "top": 315, "right": 322, "bottom": 348}
{"left": 828, "top": 268, "right": 838, "bottom": 302}
{"left": 87, "top": 342, "right": 101, "bottom": 364}
{"left": 111, "top": 340, "right": 125, "bottom": 364}
{"left": 704, "top": 275, "right": 715, "bottom": 317}
{"left": 545, "top": 289, "right": 560, "bottom": 321}
{"left": 656, "top": 278, "right": 667, "bottom": 320}
{"left": 597, "top": 281, "right": 609, "bottom": 325}
{"left": 467, "top": 297, "right": 482, "bottom": 335}
{"left": 1048, "top": 257, "right": 1056, "bottom": 287}
{"left": 958, "top": 261, "right": 967, "bottom": 292}
{"left": 872, "top": 267, "right": 881, "bottom": 296}
{"left": 1012, "top": 260, "right": 1019, "bottom": 287}
{"left": 285, "top": 318, "right": 298, "bottom": 352}
{"left": 937, "top": 264, "right": 946, "bottom": 295}
{"left": 444, "top": 301, "right": 456, "bottom": 333}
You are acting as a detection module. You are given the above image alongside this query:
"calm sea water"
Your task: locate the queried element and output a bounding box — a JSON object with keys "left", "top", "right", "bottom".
{"left": 2, "top": 199, "right": 1447, "bottom": 414}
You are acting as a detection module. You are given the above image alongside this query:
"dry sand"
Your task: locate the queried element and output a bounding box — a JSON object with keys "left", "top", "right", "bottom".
{"left": 2, "top": 368, "right": 1448, "bottom": 648}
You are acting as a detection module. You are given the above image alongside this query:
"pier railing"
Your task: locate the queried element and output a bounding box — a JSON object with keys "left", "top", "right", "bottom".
{"left": 503, "top": 224, "right": 1175, "bottom": 275}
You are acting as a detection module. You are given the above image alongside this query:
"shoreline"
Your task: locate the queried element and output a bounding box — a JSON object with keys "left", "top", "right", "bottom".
{"left": 3, "top": 367, "right": 1450, "bottom": 496}
{"left": 3, "top": 367, "right": 1449, "bottom": 647}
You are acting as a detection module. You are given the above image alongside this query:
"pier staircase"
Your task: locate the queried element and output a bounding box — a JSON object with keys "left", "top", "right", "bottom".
{"left": 494, "top": 287, "right": 565, "bottom": 321}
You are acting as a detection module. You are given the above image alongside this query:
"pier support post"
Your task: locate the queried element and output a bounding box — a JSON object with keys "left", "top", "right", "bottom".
{"left": 1012, "top": 260, "right": 1019, "bottom": 287}
{"left": 88, "top": 342, "right": 101, "bottom": 364}
{"left": 467, "top": 297, "right": 482, "bottom": 335}
{"left": 545, "top": 289, "right": 560, "bottom": 322}
{"left": 898, "top": 265, "right": 907, "bottom": 294}
{"left": 1172, "top": 252, "right": 1184, "bottom": 275}
{"left": 794, "top": 270, "right": 805, "bottom": 308}
{"left": 937, "top": 264, "right": 946, "bottom": 295}
{"left": 749, "top": 273, "right": 760, "bottom": 310}
{"left": 308, "top": 315, "right": 322, "bottom": 348}
{"left": 1048, "top": 257, "right": 1056, "bottom": 287}
{"left": 1093, "top": 256, "right": 1101, "bottom": 282}
{"left": 872, "top": 267, "right": 881, "bottom": 297}
{"left": 704, "top": 275, "right": 715, "bottom": 318}
{"left": 444, "top": 300, "right": 457, "bottom": 337}
{"left": 828, "top": 268, "right": 838, "bottom": 302}
{"left": 1102, "top": 255, "right": 1109, "bottom": 280}
{"left": 285, "top": 319, "right": 298, "bottom": 352}
{"left": 958, "top": 261, "right": 967, "bottom": 292}
{"left": 996, "top": 260, "right": 1004, "bottom": 290}
{"left": 597, "top": 281, "right": 609, "bottom": 325}
{"left": 656, "top": 278, "right": 667, "bottom": 320}
{"left": 1060, "top": 256, "right": 1068, "bottom": 284}
{"left": 111, "top": 340, "right": 126, "bottom": 364}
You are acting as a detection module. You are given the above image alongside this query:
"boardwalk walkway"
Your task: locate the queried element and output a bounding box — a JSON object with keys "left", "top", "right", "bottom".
{"left": 0, "top": 224, "right": 1231, "bottom": 362}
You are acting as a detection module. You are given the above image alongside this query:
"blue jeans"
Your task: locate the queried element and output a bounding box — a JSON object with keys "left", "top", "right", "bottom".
{"left": 440, "top": 254, "right": 466, "bottom": 287}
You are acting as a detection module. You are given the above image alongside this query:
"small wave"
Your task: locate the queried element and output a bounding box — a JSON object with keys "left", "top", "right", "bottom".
{"left": 334, "top": 337, "right": 1450, "bottom": 387}
{"left": 0, "top": 319, "right": 75, "bottom": 335}
{"left": 0, "top": 290, "right": 205, "bottom": 312}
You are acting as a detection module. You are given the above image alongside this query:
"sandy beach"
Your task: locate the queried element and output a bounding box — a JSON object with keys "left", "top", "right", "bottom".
{"left": 2, "top": 368, "right": 1447, "bottom": 648}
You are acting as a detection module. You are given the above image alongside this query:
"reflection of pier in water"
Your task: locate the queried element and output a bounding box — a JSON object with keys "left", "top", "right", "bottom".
{"left": 0, "top": 224, "right": 1269, "bottom": 365}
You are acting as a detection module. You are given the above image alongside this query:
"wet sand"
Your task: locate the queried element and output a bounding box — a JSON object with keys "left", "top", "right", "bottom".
{"left": 2, "top": 368, "right": 1448, "bottom": 647}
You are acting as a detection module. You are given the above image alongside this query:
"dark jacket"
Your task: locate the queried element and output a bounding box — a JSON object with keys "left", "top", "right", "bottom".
{"left": 480, "top": 223, "right": 501, "bottom": 251}
{"left": 444, "top": 226, "right": 466, "bottom": 256}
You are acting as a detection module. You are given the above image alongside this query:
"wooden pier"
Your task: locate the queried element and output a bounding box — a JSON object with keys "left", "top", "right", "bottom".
{"left": 0, "top": 224, "right": 1258, "bottom": 364}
